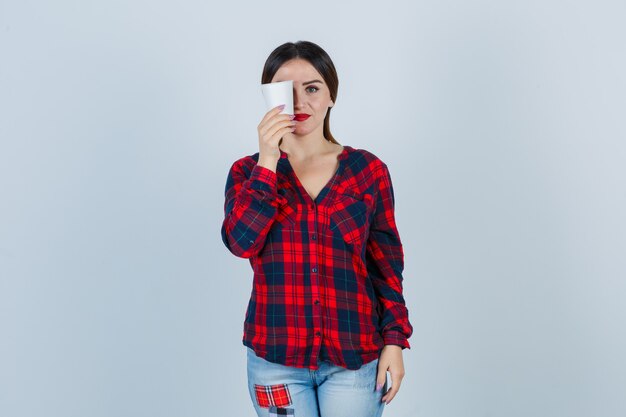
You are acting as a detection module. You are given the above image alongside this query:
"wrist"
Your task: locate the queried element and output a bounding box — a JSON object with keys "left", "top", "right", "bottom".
{"left": 383, "top": 344, "right": 403, "bottom": 350}
{"left": 257, "top": 156, "right": 279, "bottom": 172}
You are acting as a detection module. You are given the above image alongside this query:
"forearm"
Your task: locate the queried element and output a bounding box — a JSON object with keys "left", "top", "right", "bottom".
{"left": 221, "top": 162, "right": 286, "bottom": 258}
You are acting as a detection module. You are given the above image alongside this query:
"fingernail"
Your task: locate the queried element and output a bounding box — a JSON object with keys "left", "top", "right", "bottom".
{"left": 278, "top": 104, "right": 286, "bottom": 110}
{"left": 376, "top": 383, "right": 383, "bottom": 392}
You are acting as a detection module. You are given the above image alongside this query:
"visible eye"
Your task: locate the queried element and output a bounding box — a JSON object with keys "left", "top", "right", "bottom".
{"left": 306, "top": 86, "right": 319, "bottom": 93}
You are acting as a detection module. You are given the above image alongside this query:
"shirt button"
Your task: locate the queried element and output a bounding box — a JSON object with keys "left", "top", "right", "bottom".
{"left": 312, "top": 267, "right": 317, "bottom": 273}
{"left": 309, "top": 204, "right": 314, "bottom": 210}
{"left": 312, "top": 234, "right": 316, "bottom": 240}
{"left": 314, "top": 299, "right": 320, "bottom": 305}
{"left": 315, "top": 331, "right": 321, "bottom": 336}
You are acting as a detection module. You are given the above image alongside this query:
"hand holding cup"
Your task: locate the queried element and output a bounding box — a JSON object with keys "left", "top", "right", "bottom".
{"left": 257, "top": 104, "right": 296, "bottom": 166}
{"left": 257, "top": 80, "right": 296, "bottom": 167}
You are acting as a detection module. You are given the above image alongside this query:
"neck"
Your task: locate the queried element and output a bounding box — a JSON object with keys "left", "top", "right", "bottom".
{"left": 279, "top": 127, "right": 332, "bottom": 161}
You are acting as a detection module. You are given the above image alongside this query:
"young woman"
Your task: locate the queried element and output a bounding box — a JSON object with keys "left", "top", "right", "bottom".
{"left": 220, "top": 40, "right": 413, "bottom": 417}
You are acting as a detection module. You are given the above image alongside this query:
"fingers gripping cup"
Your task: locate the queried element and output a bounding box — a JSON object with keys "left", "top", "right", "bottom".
{"left": 261, "top": 80, "right": 294, "bottom": 115}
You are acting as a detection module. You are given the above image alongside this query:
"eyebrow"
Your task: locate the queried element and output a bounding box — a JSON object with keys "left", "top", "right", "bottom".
{"left": 274, "top": 79, "right": 324, "bottom": 85}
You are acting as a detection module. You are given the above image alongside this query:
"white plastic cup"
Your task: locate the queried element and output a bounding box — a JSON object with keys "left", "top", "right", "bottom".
{"left": 261, "top": 80, "right": 294, "bottom": 115}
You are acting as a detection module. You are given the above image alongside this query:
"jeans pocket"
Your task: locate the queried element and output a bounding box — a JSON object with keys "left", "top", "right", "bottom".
{"left": 353, "top": 358, "right": 379, "bottom": 389}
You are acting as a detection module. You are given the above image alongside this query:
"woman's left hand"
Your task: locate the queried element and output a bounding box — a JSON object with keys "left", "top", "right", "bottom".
{"left": 376, "top": 345, "right": 405, "bottom": 405}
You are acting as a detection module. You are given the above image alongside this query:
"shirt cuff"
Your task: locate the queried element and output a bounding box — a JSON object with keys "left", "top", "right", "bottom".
{"left": 382, "top": 330, "right": 411, "bottom": 349}
{"left": 249, "top": 164, "right": 278, "bottom": 191}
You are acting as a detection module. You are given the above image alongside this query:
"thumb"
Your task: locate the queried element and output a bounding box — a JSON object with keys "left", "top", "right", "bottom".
{"left": 376, "top": 363, "right": 387, "bottom": 392}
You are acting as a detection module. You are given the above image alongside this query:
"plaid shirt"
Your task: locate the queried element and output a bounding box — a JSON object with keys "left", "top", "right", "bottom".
{"left": 220, "top": 145, "right": 413, "bottom": 370}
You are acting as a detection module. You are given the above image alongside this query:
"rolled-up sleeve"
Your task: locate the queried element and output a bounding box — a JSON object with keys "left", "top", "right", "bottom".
{"left": 365, "top": 162, "right": 413, "bottom": 349}
{"left": 221, "top": 160, "right": 287, "bottom": 258}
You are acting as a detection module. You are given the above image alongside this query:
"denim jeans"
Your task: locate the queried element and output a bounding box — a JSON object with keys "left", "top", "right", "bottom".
{"left": 246, "top": 347, "right": 387, "bottom": 417}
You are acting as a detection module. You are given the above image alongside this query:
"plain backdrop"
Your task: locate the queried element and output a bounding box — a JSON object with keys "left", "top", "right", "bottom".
{"left": 1, "top": 1, "right": 625, "bottom": 416}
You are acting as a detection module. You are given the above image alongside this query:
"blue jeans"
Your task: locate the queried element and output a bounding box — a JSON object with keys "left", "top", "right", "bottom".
{"left": 246, "top": 347, "right": 387, "bottom": 417}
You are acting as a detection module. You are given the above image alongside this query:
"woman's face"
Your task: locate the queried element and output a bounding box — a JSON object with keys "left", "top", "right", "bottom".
{"left": 271, "top": 58, "right": 334, "bottom": 137}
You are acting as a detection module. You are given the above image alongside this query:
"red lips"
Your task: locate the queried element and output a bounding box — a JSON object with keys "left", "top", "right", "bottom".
{"left": 294, "top": 113, "right": 310, "bottom": 121}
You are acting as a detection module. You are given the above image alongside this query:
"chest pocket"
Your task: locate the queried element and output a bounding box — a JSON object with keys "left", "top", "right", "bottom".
{"left": 329, "top": 191, "right": 373, "bottom": 248}
{"left": 274, "top": 187, "right": 298, "bottom": 228}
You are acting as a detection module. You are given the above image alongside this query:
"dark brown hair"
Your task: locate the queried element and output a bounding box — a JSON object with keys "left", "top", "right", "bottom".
{"left": 261, "top": 41, "right": 339, "bottom": 144}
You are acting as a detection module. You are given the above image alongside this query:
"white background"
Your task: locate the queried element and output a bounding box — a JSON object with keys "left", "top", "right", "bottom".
{"left": 1, "top": 1, "right": 625, "bottom": 416}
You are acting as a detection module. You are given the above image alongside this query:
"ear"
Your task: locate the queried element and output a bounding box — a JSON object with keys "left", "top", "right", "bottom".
{"left": 329, "top": 101, "right": 334, "bottom": 108}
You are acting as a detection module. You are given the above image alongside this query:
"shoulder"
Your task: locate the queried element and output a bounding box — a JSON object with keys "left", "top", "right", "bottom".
{"left": 345, "top": 146, "right": 388, "bottom": 176}
{"left": 227, "top": 152, "right": 261, "bottom": 177}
